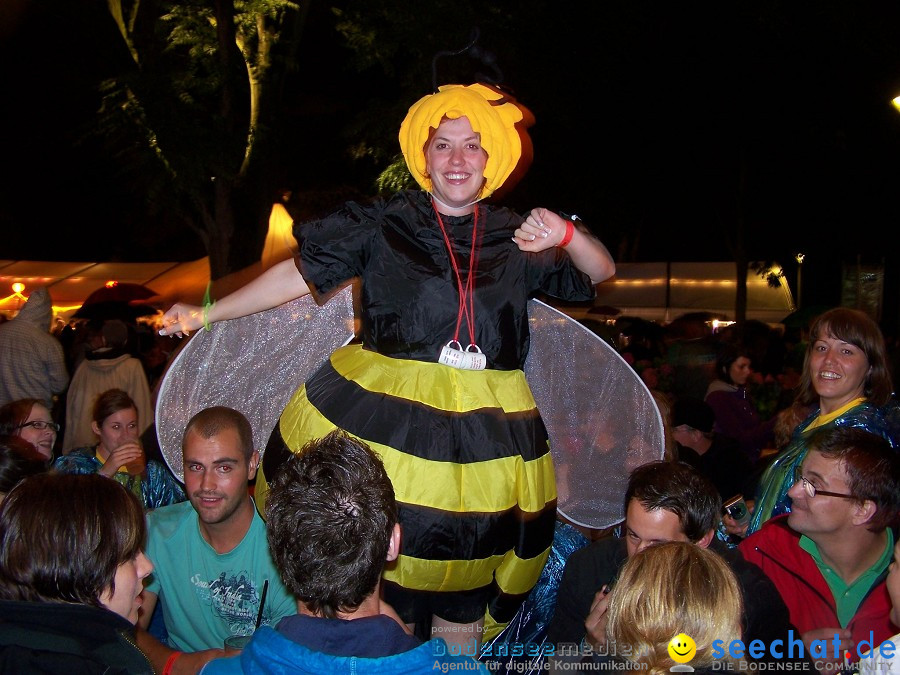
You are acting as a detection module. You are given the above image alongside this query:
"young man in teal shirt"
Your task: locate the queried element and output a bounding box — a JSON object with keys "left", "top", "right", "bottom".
{"left": 137, "top": 407, "right": 295, "bottom": 674}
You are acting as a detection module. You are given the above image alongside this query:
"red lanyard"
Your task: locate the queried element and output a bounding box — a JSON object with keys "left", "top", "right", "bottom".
{"left": 432, "top": 199, "right": 479, "bottom": 347}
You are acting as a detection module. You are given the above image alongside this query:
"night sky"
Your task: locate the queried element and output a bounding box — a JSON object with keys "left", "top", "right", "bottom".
{"left": 2, "top": 1, "right": 900, "bottom": 326}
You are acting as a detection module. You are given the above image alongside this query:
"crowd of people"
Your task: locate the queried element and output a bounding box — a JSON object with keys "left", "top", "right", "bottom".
{"left": 1, "top": 80, "right": 899, "bottom": 675}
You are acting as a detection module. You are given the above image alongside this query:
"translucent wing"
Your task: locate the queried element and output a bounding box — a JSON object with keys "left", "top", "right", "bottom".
{"left": 155, "top": 287, "right": 355, "bottom": 481}
{"left": 525, "top": 299, "right": 664, "bottom": 529}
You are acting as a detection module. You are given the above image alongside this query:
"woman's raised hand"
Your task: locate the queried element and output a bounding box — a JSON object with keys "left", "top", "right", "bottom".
{"left": 99, "top": 442, "right": 143, "bottom": 477}
{"left": 512, "top": 207, "right": 567, "bottom": 252}
{"left": 159, "top": 303, "right": 204, "bottom": 338}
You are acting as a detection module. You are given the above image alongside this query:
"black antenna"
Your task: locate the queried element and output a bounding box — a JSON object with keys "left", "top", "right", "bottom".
{"left": 431, "top": 27, "right": 504, "bottom": 91}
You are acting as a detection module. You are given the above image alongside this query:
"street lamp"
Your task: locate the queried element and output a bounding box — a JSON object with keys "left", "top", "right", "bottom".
{"left": 795, "top": 253, "right": 805, "bottom": 308}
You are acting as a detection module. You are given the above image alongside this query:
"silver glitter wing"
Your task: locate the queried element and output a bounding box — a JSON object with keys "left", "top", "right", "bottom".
{"left": 525, "top": 299, "right": 664, "bottom": 530}
{"left": 155, "top": 287, "right": 355, "bottom": 482}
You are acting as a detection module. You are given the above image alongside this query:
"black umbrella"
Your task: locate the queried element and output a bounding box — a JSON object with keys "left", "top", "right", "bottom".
{"left": 587, "top": 304, "right": 622, "bottom": 317}
{"left": 73, "top": 282, "right": 161, "bottom": 321}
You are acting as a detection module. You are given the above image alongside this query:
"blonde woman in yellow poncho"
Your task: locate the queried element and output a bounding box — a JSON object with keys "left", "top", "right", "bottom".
{"left": 159, "top": 83, "right": 615, "bottom": 650}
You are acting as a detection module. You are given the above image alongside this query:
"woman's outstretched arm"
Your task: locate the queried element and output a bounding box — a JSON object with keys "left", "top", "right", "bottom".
{"left": 158, "top": 258, "right": 310, "bottom": 337}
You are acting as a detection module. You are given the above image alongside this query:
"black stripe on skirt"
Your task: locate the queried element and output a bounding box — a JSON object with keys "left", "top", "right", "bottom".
{"left": 398, "top": 502, "right": 557, "bottom": 562}
{"left": 304, "top": 358, "right": 550, "bottom": 464}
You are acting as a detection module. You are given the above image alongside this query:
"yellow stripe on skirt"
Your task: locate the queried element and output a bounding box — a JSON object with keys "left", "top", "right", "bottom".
{"left": 255, "top": 344, "right": 556, "bottom": 636}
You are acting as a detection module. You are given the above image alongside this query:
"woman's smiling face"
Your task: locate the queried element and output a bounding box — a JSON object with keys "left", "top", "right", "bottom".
{"left": 808, "top": 332, "right": 870, "bottom": 413}
{"left": 17, "top": 403, "right": 57, "bottom": 460}
{"left": 425, "top": 116, "right": 487, "bottom": 215}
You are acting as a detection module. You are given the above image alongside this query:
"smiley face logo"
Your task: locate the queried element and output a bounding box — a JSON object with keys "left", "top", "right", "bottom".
{"left": 667, "top": 633, "right": 696, "bottom": 664}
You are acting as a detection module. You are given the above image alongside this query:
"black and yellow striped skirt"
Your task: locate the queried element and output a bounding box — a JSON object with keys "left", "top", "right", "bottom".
{"left": 257, "top": 344, "right": 556, "bottom": 639}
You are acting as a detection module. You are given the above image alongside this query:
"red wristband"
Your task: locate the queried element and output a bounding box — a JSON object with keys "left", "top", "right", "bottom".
{"left": 162, "top": 651, "right": 183, "bottom": 675}
{"left": 558, "top": 220, "right": 575, "bottom": 248}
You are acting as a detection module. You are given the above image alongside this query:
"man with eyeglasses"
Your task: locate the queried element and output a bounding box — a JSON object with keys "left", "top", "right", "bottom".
{"left": 740, "top": 426, "right": 900, "bottom": 667}
{"left": 548, "top": 460, "right": 800, "bottom": 671}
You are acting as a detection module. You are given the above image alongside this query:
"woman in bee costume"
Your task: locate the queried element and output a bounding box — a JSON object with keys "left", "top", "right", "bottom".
{"left": 159, "top": 82, "right": 616, "bottom": 647}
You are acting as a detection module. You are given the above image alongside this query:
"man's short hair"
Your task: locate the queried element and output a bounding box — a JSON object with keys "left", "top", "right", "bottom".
{"left": 0, "top": 473, "right": 146, "bottom": 607}
{"left": 624, "top": 461, "right": 722, "bottom": 542}
{"left": 182, "top": 406, "right": 254, "bottom": 461}
{"left": 265, "top": 430, "right": 397, "bottom": 618}
{"left": 806, "top": 426, "right": 900, "bottom": 532}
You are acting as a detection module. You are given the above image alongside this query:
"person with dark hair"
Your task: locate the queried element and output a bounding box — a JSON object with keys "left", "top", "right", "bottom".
{"left": 704, "top": 343, "right": 776, "bottom": 463}
{"left": 0, "top": 435, "right": 45, "bottom": 501}
{"left": 0, "top": 397, "right": 60, "bottom": 461}
{"left": 267, "top": 431, "right": 399, "bottom": 619}
{"left": 135, "top": 406, "right": 295, "bottom": 675}
{"left": 547, "top": 461, "right": 796, "bottom": 670}
{"left": 53, "top": 388, "right": 185, "bottom": 509}
{"left": 204, "top": 429, "right": 485, "bottom": 673}
{"left": 0, "top": 473, "right": 153, "bottom": 673}
{"left": 672, "top": 396, "right": 755, "bottom": 501}
{"left": 64, "top": 318, "right": 153, "bottom": 452}
{"left": 158, "top": 82, "right": 617, "bottom": 648}
{"left": 623, "top": 460, "right": 723, "bottom": 544}
{"left": 741, "top": 426, "right": 900, "bottom": 666}
{"left": 749, "top": 308, "right": 900, "bottom": 534}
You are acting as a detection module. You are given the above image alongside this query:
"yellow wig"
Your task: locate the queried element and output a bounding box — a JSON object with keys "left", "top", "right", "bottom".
{"left": 399, "top": 83, "right": 531, "bottom": 199}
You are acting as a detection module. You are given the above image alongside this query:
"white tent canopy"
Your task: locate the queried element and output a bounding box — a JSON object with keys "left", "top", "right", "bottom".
{"left": 554, "top": 262, "right": 795, "bottom": 324}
